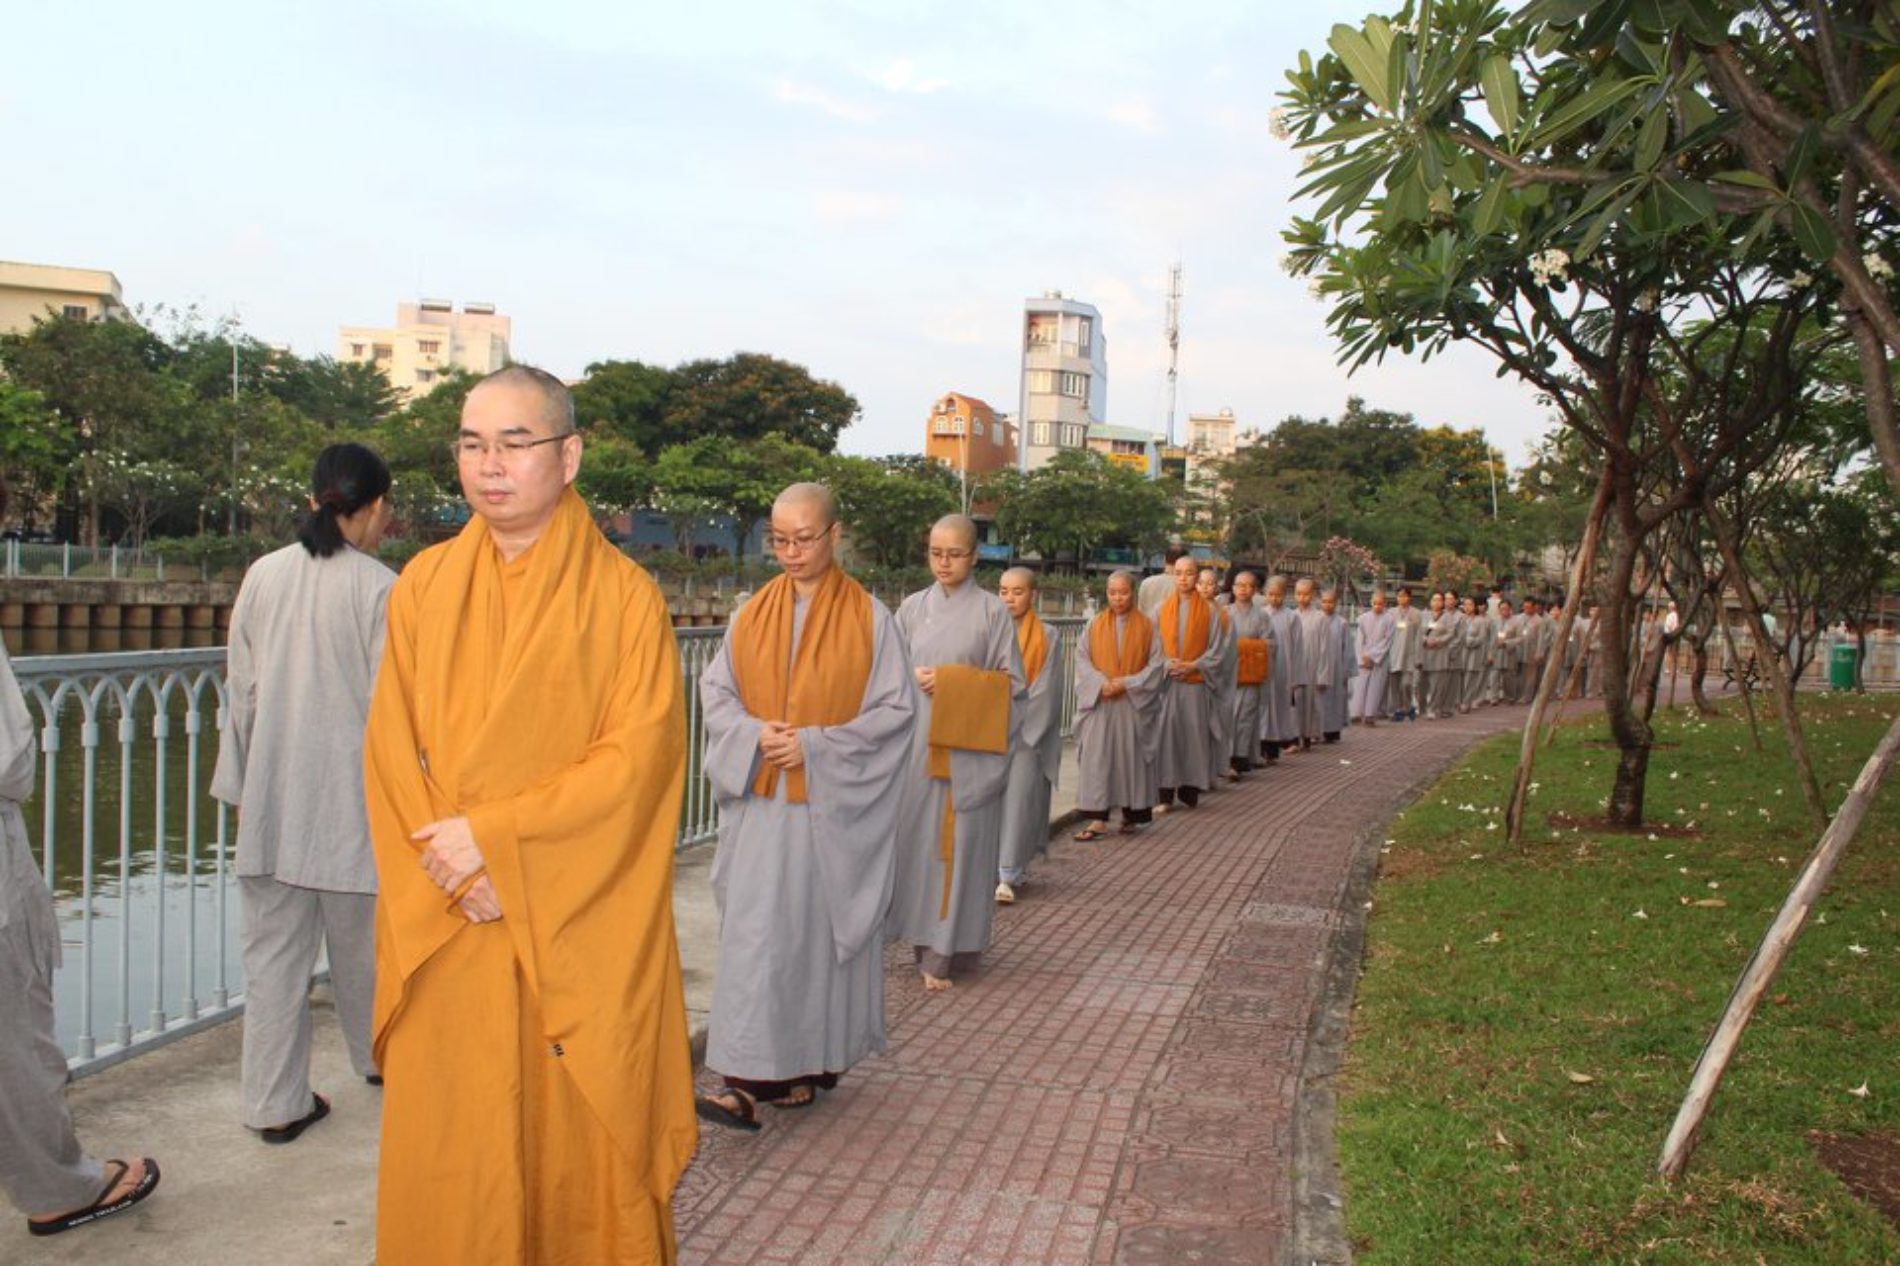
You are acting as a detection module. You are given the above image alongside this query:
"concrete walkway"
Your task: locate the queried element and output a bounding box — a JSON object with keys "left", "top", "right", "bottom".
{"left": 4, "top": 708, "right": 1538, "bottom": 1264}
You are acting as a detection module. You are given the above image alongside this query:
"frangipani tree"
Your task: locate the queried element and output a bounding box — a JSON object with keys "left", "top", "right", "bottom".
{"left": 1279, "top": 0, "right": 1858, "bottom": 829}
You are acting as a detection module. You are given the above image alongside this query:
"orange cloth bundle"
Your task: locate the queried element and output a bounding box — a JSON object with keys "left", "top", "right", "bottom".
{"left": 1236, "top": 637, "right": 1271, "bottom": 686}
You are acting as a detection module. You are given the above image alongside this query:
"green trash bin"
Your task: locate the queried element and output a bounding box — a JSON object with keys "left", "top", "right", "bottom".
{"left": 1829, "top": 641, "right": 1859, "bottom": 691}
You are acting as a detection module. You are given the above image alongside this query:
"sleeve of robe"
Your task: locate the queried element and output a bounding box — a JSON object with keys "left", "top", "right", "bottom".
{"left": 1189, "top": 605, "right": 1227, "bottom": 678}
{"left": 1021, "top": 644, "right": 1064, "bottom": 786}
{"left": 210, "top": 573, "right": 258, "bottom": 806}
{"left": 0, "top": 646, "right": 34, "bottom": 805}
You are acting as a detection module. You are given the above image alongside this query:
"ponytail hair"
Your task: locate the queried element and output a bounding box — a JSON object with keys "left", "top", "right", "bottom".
{"left": 296, "top": 442, "right": 393, "bottom": 558}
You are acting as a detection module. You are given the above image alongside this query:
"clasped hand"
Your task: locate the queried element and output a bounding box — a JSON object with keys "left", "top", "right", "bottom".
{"left": 759, "top": 721, "right": 805, "bottom": 770}
{"left": 414, "top": 816, "right": 502, "bottom": 923}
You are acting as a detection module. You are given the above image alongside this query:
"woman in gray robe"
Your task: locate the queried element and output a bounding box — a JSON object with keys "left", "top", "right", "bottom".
{"left": 1072, "top": 573, "right": 1167, "bottom": 836}
{"left": 1225, "top": 573, "right": 1271, "bottom": 775}
{"left": 1351, "top": 593, "right": 1394, "bottom": 726}
{"left": 2, "top": 581, "right": 161, "bottom": 1232}
{"left": 997, "top": 570, "right": 1063, "bottom": 902}
{"left": 1459, "top": 598, "right": 1492, "bottom": 712}
{"left": 888, "top": 518, "right": 1024, "bottom": 988}
{"left": 211, "top": 443, "right": 394, "bottom": 1142}
{"left": 697, "top": 489, "right": 915, "bottom": 1122}
{"left": 1321, "top": 592, "right": 1355, "bottom": 741}
{"left": 1260, "top": 579, "right": 1303, "bottom": 759}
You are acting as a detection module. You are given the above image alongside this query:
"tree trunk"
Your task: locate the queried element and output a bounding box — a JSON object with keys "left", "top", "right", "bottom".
{"left": 1706, "top": 504, "right": 1829, "bottom": 831}
{"left": 1689, "top": 635, "right": 1716, "bottom": 716}
{"left": 1506, "top": 466, "right": 1613, "bottom": 843}
{"left": 1598, "top": 531, "right": 1653, "bottom": 829}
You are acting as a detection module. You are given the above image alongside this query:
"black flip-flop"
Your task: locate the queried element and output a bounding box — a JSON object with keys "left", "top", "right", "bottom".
{"left": 260, "top": 1093, "right": 331, "bottom": 1145}
{"left": 695, "top": 1090, "right": 761, "bottom": 1132}
{"left": 27, "top": 1157, "right": 161, "bottom": 1236}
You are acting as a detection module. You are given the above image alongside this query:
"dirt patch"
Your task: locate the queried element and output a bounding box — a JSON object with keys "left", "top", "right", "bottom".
{"left": 1546, "top": 810, "right": 1705, "bottom": 839}
{"left": 1811, "top": 1130, "right": 1900, "bottom": 1230}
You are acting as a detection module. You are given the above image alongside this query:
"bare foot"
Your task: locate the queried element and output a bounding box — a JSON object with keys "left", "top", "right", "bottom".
{"left": 922, "top": 972, "right": 953, "bottom": 992}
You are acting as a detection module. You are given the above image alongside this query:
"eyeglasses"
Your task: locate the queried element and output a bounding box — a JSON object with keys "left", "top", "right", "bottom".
{"left": 766, "top": 528, "right": 833, "bottom": 555}
{"left": 928, "top": 548, "right": 973, "bottom": 562}
{"left": 450, "top": 432, "right": 574, "bottom": 462}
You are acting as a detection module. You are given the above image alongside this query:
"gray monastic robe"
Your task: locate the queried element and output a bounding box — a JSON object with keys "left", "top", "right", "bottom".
{"left": 1293, "top": 605, "right": 1337, "bottom": 741}
{"left": 1352, "top": 609, "right": 1394, "bottom": 722}
{"left": 1497, "top": 613, "right": 1527, "bottom": 702}
{"left": 1261, "top": 602, "right": 1302, "bottom": 745}
{"left": 1422, "top": 609, "right": 1462, "bottom": 715}
{"left": 1461, "top": 612, "right": 1493, "bottom": 708}
{"left": 1385, "top": 603, "right": 1423, "bottom": 715}
{"left": 701, "top": 589, "right": 916, "bottom": 1080}
{"left": 889, "top": 581, "right": 1024, "bottom": 959}
{"left": 1324, "top": 614, "right": 1355, "bottom": 734}
{"left": 1226, "top": 602, "right": 1271, "bottom": 761}
{"left": 1205, "top": 607, "right": 1238, "bottom": 776}
{"left": 1, "top": 643, "right": 110, "bottom": 1214}
{"left": 1075, "top": 614, "right": 1167, "bottom": 812}
{"left": 999, "top": 618, "right": 1064, "bottom": 879}
{"left": 1155, "top": 595, "right": 1228, "bottom": 792}
{"left": 212, "top": 542, "right": 395, "bottom": 892}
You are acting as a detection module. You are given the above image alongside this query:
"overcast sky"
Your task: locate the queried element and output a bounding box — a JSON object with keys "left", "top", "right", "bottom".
{"left": 6, "top": 0, "right": 1555, "bottom": 465}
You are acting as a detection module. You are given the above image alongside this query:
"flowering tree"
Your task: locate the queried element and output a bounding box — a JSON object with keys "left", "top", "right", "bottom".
{"left": 1423, "top": 549, "right": 1493, "bottom": 597}
{"left": 1278, "top": 0, "right": 1856, "bottom": 828}
{"left": 86, "top": 453, "right": 203, "bottom": 548}
{"left": 1315, "top": 535, "right": 1384, "bottom": 604}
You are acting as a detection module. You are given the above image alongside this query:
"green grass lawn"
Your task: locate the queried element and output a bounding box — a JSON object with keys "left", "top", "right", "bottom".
{"left": 1340, "top": 694, "right": 1900, "bottom": 1264}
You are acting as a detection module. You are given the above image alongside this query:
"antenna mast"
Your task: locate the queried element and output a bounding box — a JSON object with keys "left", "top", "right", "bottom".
{"left": 1163, "top": 262, "right": 1183, "bottom": 447}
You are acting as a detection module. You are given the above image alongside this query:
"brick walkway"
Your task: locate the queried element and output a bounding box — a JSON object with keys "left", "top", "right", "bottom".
{"left": 674, "top": 706, "right": 1540, "bottom": 1266}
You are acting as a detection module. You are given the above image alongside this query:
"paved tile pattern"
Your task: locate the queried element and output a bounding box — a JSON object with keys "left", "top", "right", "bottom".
{"left": 676, "top": 709, "right": 1534, "bottom": 1265}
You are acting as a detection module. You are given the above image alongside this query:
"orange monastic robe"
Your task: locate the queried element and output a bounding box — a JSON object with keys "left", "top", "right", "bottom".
{"left": 365, "top": 490, "right": 696, "bottom": 1265}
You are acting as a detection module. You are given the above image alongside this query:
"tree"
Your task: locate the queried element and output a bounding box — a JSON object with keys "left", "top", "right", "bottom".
{"left": 829, "top": 455, "right": 959, "bottom": 570}
{"left": 0, "top": 383, "right": 74, "bottom": 528}
{"left": 573, "top": 359, "right": 676, "bottom": 457}
{"left": 663, "top": 353, "right": 859, "bottom": 452}
{"left": 649, "top": 434, "right": 827, "bottom": 561}
{"left": 1424, "top": 550, "right": 1494, "bottom": 596}
{"left": 982, "top": 449, "right": 1175, "bottom": 566}
{"left": 1279, "top": 0, "right": 1843, "bottom": 828}
{"left": 574, "top": 433, "right": 654, "bottom": 519}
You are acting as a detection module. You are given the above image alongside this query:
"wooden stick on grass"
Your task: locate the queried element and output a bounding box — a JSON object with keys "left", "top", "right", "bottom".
{"left": 1657, "top": 710, "right": 1900, "bottom": 1181}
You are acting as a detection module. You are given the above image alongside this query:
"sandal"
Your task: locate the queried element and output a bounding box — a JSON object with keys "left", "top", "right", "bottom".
{"left": 27, "top": 1158, "right": 161, "bottom": 1236}
{"left": 771, "top": 1085, "right": 818, "bottom": 1110}
{"left": 260, "top": 1093, "right": 330, "bottom": 1145}
{"left": 695, "top": 1088, "right": 761, "bottom": 1132}
{"left": 1072, "top": 825, "right": 1109, "bottom": 841}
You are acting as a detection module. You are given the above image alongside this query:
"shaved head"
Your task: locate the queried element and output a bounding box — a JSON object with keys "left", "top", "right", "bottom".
{"left": 1001, "top": 566, "right": 1037, "bottom": 590}
{"left": 468, "top": 363, "right": 574, "bottom": 433}
{"left": 932, "top": 513, "right": 978, "bottom": 551}
{"left": 773, "top": 481, "right": 837, "bottom": 525}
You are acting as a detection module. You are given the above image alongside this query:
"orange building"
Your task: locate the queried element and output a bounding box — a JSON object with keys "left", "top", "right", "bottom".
{"left": 925, "top": 392, "right": 1017, "bottom": 476}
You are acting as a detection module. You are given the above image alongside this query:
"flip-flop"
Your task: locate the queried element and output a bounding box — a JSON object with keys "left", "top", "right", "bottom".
{"left": 695, "top": 1089, "right": 761, "bottom": 1132}
{"left": 1118, "top": 823, "right": 1146, "bottom": 835}
{"left": 27, "top": 1158, "right": 161, "bottom": 1236}
{"left": 260, "top": 1092, "right": 331, "bottom": 1145}
{"left": 1071, "top": 826, "right": 1109, "bottom": 841}
{"left": 770, "top": 1086, "right": 818, "bottom": 1111}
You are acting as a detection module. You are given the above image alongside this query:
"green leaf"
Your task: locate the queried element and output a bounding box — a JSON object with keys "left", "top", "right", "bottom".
{"left": 1480, "top": 54, "right": 1521, "bottom": 139}
{"left": 1790, "top": 202, "right": 1836, "bottom": 263}
{"left": 1329, "top": 24, "right": 1395, "bottom": 112}
{"left": 1576, "top": 185, "right": 1635, "bottom": 258}
{"left": 1710, "top": 169, "right": 1777, "bottom": 190}
{"left": 1653, "top": 178, "right": 1717, "bottom": 226}
{"left": 1519, "top": 0, "right": 1606, "bottom": 22}
{"left": 1633, "top": 105, "right": 1668, "bottom": 171}
{"left": 1527, "top": 75, "right": 1646, "bottom": 148}
{"left": 1471, "top": 174, "right": 1508, "bottom": 236}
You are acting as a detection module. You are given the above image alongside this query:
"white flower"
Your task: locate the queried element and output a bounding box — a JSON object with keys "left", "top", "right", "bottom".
{"left": 1528, "top": 248, "right": 1571, "bottom": 286}
{"left": 1268, "top": 107, "right": 1291, "bottom": 141}
{"left": 1307, "top": 277, "right": 1328, "bottom": 301}
{"left": 1865, "top": 253, "right": 1894, "bottom": 281}
{"left": 1634, "top": 289, "right": 1659, "bottom": 313}
{"left": 1790, "top": 269, "right": 1813, "bottom": 287}
{"left": 1848, "top": 1082, "right": 1870, "bottom": 1098}
{"left": 1632, "top": 909, "right": 1648, "bottom": 920}
{"left": 1848, "top": 943, "right": 1869, "bottom": 956}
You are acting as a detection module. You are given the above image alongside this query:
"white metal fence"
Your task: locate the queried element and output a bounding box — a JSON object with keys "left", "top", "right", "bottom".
{"left": 12, "top": 616, "right": 1088, "bottom": 1074}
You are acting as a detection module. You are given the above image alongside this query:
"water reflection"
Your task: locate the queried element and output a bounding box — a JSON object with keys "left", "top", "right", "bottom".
{"left": 2, "top": 623, "right": 224, "bottom": 657}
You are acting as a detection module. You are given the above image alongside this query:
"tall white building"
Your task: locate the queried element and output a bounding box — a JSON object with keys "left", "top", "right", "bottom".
{"left": 1017, "top": 292, "right": 1107, "bottom": 470}
{"left": 338, "top": 299, "right": 511, "bottom": 398}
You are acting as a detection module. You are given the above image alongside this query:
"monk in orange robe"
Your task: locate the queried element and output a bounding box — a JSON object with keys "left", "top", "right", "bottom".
{"left": 364, "top": 365, "right": 696, "bottom": 1264}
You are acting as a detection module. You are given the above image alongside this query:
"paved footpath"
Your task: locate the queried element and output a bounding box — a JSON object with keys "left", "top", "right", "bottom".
{"left": 675, "top": 705, "right": 1539, "bottom": 1266}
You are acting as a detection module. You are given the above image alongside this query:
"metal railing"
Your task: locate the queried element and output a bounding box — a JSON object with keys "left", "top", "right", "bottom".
{"left": 13, "top": 616, "right": 1089, "bottom": 1073}
{"left": 4, "top": 540, "right": 169, "bottom": 581}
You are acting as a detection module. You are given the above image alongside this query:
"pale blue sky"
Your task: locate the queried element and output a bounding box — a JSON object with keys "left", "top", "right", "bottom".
{"left": 5, "top": 0, "right": 1551, "bottom": 463}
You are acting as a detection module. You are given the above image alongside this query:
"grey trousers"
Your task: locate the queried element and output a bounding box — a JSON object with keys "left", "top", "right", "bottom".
{"left": 0, "top": 881, "right": 106, "bottom": 1215}
{"left": 239, "top": 877, "right": 377, "bottom": 1131}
